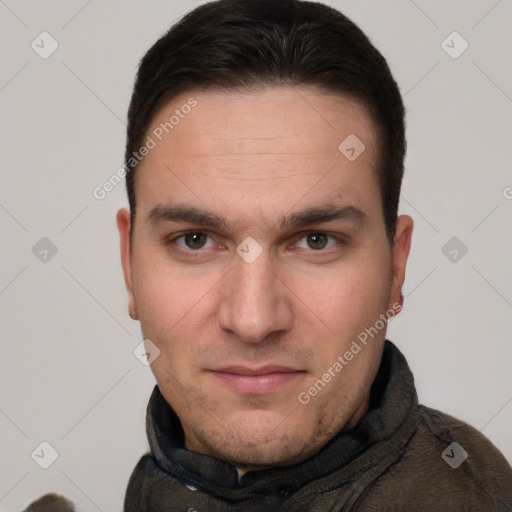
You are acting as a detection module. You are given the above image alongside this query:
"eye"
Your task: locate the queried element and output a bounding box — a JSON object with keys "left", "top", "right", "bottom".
{"left": 295, "top": 232, "right": 340, "bottom": 251}
{"left": 172, "top": 231, "right": 215, "bottom": 250}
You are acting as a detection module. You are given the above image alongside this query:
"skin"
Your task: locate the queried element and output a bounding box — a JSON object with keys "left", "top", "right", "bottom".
{"left": 117, "top": 86, "right": 413, "bottom": 472}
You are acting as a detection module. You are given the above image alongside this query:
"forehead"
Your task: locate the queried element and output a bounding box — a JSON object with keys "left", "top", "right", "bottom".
{"left": 146, "top": 86, "right": 375, "bottom": 156}
{"left": 134, "top": 86, "right": 381, "bottom": 225}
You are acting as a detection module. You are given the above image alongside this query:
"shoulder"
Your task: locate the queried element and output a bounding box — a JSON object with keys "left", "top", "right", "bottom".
{"left": 361, "top": 405, "right": 512, "bottom": 511}
{"left": 412, "top": 405, "right": 511, "bottom": 507}
{"left": 417, "top": 403, "right": 511, "bottom": 480}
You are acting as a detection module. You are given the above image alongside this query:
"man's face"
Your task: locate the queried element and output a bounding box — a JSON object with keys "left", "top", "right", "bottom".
{"left": 118, "top": 86, "right": 412, "bottom": 470}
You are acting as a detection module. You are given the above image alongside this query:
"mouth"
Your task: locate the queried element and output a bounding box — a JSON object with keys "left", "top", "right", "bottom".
{"left": 210, "top": 365, "right": 306, "bottom": 394}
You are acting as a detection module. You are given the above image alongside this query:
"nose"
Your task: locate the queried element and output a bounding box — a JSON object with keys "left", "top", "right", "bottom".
{"left": 217, "top": 248, "right": 294, "bottom": 344}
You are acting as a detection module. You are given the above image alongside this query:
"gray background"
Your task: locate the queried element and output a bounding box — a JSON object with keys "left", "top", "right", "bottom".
{"left": 1, "top": 0, "right": 511, "bottom": 510}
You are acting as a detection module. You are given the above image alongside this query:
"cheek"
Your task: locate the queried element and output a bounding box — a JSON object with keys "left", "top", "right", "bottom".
{"left": 133, "top": 265, "right": 207, "bottom": 396}
{"left": 131, "top": 250, "right": 211, "bottom": 346}
{"left": 296, "top": 253, "right": 391, "bottom": 372}
{"left": 302, "top": 257, "right": 390, "bottom": 326}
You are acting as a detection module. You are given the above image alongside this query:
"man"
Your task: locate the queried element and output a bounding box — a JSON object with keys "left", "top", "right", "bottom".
{"left": 117, "top": 0, "right": 512, "bottom": 510}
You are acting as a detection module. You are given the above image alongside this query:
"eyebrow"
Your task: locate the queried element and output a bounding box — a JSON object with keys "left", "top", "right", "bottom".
{"left": 147, "top": 203, "right": 368, "bottom": 232}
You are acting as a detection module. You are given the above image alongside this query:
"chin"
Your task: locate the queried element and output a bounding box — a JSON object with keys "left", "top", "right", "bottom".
{"left": 218, "top": 434, "right": 310, "bottom": 469}
{"left": 194, "top": 409, "right": 317, "bottom": 468}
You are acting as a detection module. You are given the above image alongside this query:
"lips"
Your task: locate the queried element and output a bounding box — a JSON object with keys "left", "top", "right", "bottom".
{"left": 210, "top": 365, "right": 304, "bottom": 394}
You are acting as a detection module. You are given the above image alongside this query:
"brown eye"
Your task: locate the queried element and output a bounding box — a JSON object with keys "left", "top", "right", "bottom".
{"left": 294, "top": 232, "right": 341, "bottom": 252}
{"left": 183, "top": 232, "right": 209, "bottom": 249}
{"left": 306, "top": 233, "right": 328, "bottom": 250}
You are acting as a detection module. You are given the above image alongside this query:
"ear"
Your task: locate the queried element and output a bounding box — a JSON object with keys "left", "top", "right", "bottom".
{"left": 388, "top": 215, "right": 413, "bottom": 312}
{"left": 116, "top": 208, "right": 139, "bottom": 320}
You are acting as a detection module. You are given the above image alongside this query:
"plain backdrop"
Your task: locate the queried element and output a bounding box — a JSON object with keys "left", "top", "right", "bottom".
{"left": 1, "top": 1, "right": 511, "bottom": 510}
